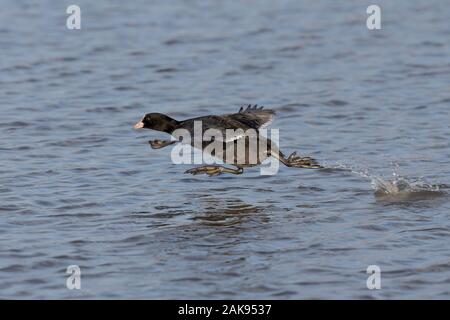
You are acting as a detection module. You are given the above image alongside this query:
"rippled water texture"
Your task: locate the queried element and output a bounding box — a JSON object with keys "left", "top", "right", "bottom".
{"left": 1, "top": 0, "right": 449, "bottom": 299}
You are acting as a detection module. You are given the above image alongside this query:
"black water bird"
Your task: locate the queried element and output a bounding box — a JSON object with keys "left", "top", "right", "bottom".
{"left": 133, "top": 105, "right": 322, "bottom": 176}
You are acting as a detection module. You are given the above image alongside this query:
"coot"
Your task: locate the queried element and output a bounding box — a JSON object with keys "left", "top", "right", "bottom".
{"left": 133, "top": 105, "right": 322, "bottom": 176}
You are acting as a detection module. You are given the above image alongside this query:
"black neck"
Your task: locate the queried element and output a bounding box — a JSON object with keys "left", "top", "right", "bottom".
{"left": 155, "top": 115, "right": 180, "bottom": 134}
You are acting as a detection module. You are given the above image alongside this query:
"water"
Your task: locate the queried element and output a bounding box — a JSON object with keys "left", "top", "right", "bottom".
{"left": 1, "top": 0, "right": 449, "bottom": 299}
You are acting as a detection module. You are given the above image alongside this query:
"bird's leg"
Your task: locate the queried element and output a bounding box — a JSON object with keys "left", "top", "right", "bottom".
{"left": 185, "top": 165, "right": 244, "bottom": 177}
{"left": 272, "top": 151, "right": 323, "bottom": 169}
{"left": 148, "top": 139, "right": 177, "bottom": 149}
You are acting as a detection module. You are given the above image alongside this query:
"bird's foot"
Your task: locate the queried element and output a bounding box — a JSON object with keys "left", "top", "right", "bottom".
{"left": 148, "top": 139, "right": 176, "bottom": 149}
{"left": 285, "top": 152, "right": 323, "bottom": 169}
{"left": 185, "top": 165, "right": 243, "bottom": 177}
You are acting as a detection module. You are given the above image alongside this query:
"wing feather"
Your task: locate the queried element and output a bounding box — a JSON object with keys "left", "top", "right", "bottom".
{"left": 231, "top": 104, "right": 275, "bottom": 130}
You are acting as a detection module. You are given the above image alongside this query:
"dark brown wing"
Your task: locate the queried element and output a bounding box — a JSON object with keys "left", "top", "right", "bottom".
{"left": 177, "top": 105, "right": 275, "bottom": 143}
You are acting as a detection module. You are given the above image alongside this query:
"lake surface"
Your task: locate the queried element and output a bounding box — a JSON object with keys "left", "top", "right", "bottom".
{"left": 1, "top": 0, "right": 449, "bottom": 299}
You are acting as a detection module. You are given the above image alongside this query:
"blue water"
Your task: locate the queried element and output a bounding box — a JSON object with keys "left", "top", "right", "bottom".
{"left": 1, "top": 0, "right": 449, "bottom": 299}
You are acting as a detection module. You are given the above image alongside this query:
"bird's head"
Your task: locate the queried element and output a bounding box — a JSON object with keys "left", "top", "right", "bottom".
{"left": 133, "top": 113, "right": 179, "bottom": 133}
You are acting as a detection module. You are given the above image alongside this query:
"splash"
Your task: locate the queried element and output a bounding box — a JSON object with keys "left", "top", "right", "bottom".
{"left": 371, "top": 176, "right": 446, "bottom": 200}
{"left": 329, "top": 162, "right": 448, "bottom": 202}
